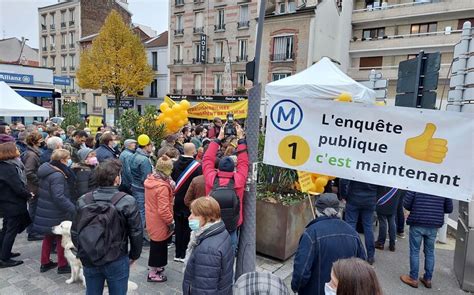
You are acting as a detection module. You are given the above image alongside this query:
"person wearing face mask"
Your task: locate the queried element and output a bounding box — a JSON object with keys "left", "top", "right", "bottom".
{"left": 291, "top": 193, "right": 367, "bottom": 295}
{"left": 22, "top": 132, "right": 44, "bottom": 241}
{"left": 32, "top": 149, "right": 76, "bottom": 275}
{"left": 182, "top": 197, "right": 233, "bottom": 295}
{"left": 326, "top": 257, "right": 382, "bottom": 295}
{"left": 72, "top": 148, "right": 98, "bottom": 201}
{"left": 94, "top": 132, "right": 119, "bottom": 163}
{"left": 144, "top": 155, "right": 175, "bottom": 282}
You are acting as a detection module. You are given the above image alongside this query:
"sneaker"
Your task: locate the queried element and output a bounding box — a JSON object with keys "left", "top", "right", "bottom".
{"left": 389, "top": 245, "right": 396, "bottom": 252}
{"left": 57, "top": 265, "right": 71, "bottom": 274}
{"left": 400, "top": 275, "right": 418, "bottom": 288}
{"left": 419, "top": 277, "right": 432, "bottom": 289}
{"left": 167, "top": 241, "right": 175, "bottom": 249}
{"left": 174, "top": 257, "right": 185, "bottom": 263}
{"left": 367, "top": 257, "right": 375, "bottom": 265}
{"left": 10, "top": 252, "right": 20, "bottom": 258}
{"left": 397, "top": 232, "right": 406, "bottom": 239}
{"left": 374, "top": 243, "right": 384, "bottom": 250}
{"left": 0, "top": 259, "right": 23, "bottom": 268}
{"left": 40, "top": 261, "right": 58, "bottom": 273}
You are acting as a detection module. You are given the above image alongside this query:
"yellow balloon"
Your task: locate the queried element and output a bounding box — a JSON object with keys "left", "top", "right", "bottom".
{"left": 183, "top": 118, "right": 189, "bottom": 124}
{"left": 164, "top": 108, "right": 173, "bottom": 116}
{"left": 314, "top": 185, "right": 325, "bottom": 193}
{"left": 163, "top": 117, "right": 173, "bottom": 126}
{"left": 172, "top": 104, "right": 183, "bottom": 112}
{"left": 160, "top": 102, "right": 170, "bottom": 112}
{"left": 180, "top": 99, "right": 191, "bottom": 110}
{"left": 335, "top": 92, "right": 352, "bottom": 102}
{"left": 157, "top": 113, "right": 165, "bottom": 121}
{"left": 177, "top": 120, "right": 185, "bottom": 127}
{"left": 315, "top": 176, "right": 329, "bottom": 188}
{"left": 137, "top": 134, "right": 150, "bottom": 146}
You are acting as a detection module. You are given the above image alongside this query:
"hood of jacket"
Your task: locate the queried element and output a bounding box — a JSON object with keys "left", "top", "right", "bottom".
{"left": 37, "top": 162, "right": 64, "bottom": 179}
{"left": 197, "top": 221, "right": 226, "bottom": 244}
{"left": 144, "top": 173, "right": 171, "bottom": 190}
{"left": 27, "top": 145, "right": 41, "bottom": 157}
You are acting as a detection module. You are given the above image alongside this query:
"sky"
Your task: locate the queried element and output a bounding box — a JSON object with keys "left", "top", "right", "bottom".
{"left": 0, "top": 0, "right": 169, "bottom": 49}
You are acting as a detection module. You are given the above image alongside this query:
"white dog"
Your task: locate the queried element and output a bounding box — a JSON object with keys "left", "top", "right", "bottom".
{"left": 52, "top": 221, "right": 138, "bottom": 291}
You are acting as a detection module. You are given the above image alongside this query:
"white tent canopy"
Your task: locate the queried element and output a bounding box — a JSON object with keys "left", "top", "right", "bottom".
{"left": 265, "top": 57, "right": 376, "bottom": 103}
{"left": 0, "top": 81, "right": 50, "bottom": 117}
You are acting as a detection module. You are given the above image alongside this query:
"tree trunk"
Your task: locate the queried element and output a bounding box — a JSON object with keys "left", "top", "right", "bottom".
{"left": 114, "top": 93, "right": 121, "bottom": 126}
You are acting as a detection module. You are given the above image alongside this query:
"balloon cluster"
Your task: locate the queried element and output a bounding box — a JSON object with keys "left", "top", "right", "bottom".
{"left": 310, "top": 174, "right": 336, "bottom": 194}
{"left": 157, "top": 100, "right": 191, "bottom": 133}
{"left": 335, "top": 92, "right": 353, "bottom": 102}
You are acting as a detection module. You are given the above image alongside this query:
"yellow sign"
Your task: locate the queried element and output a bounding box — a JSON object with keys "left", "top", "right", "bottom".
{"left": 404, "top": 123, "right": 448, "bottom": 164}
{"left": 278, "top": 135, "right": 310, "bottom": 167}
{"left": 165, "top": 96, "right": 248, "bottom": 120}
{"left": 87, "top": 115, "right": 103, "bottom": 135}
{"left": 297, "top": 171, "right": 313, "bottom": 193}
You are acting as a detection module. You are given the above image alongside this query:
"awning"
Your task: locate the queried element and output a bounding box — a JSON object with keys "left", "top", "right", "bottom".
{"left": 13, "top": 87, "right": 53, "bottom": 98}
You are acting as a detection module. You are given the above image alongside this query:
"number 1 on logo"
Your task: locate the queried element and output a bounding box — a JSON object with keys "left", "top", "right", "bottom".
{"left": 288, "top": 142, "right": 297, "bottom": 160}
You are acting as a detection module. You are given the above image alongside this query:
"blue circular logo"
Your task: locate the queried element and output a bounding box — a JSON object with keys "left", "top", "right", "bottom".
{"left": 270, "top": 99, "right": 303, "bottom": 132}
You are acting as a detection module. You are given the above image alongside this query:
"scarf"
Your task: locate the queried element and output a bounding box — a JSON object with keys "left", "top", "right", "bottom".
{"left": 183, "top": 220, "right": 220, "bottom": 269}
{"left": 4, "top": 158, "right": 27, "bottom": 186}
{"left": 50, "top": 160, "right": 76, "bottom": 190}
{"left": 152, "top": 171, "right": 176, "bottom": 190}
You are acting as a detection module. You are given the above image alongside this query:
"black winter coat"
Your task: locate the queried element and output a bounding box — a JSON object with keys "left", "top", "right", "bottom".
{"left": 182, "top": 221, "right": 233, "bottom": 295}
{"left": 32, "top": 162, "right": 76, "bottom": 235}
{"left": 171, "top": 156, "right": 202, "bottom": 215}
{"left": 39, "top": 148, "right": 53, "bottom": 164}
{"left": 95, "top": 144, "right": 117, "bottom": 163}
{"left": 0, "top": 160, "right": 31, "bottom": 216}
{"left": 376, "top": 187, "right": 404, "bottom": 216}
{"left": 72, "top": 164, "right": 97, "bottom": 200}
{"left": 340, "top": 179, "right": 378, "bottom": 208}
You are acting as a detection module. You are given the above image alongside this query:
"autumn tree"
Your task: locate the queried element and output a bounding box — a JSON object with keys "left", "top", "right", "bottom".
{"left": 77, "top": 10, "right": 153, "bottom": 125}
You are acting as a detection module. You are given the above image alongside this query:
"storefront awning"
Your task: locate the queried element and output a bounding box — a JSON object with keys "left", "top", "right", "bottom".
{"left": 13, "top": 88, "right": 53, "bottom": 98}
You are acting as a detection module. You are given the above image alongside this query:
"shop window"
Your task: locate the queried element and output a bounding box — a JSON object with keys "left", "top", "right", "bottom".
{"left": 359, "top": 56, "right": 383, "bottom": 68}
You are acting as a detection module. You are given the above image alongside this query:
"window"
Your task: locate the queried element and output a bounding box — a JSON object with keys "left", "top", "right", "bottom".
{"left": 272, "top": 36, "right": 293, "bottom": 61}
{"left": 69, "top": 32, "right": 74, "bottom": 45}
{"left": 62, "top": 55, "right": 67, "bottom": 67}
{"left": 407, "top": 54, "right": 418, "bottom": 60}
{"left": 215, "top": 41, "right": 223, "bottom": 58}
{"left": 410, "top": 22, "right": 437, "bottom": 35}
{"left": 50, "top": 35, "right": 56, "bottom": 48}
{"left": 237, "top": 73, "right": 247, "bottom": 87}
{"left": 175, "top": 44, "right": 182, "bottom": 61}
{"left": 272, "top": 73, "right": 291, "bottom": 81}
{"left": 240, "top": 5, "right": 249, "bottom": 22}
{"left": 195, "top": 12, "right": 203, "bottom": 29}
{"left": 61, "top": 33, "right": 66, "bottom": 46}
{"left": 150, "top": 79, "right": 157, "bottom": 97}
{"left": 41, "top": 14, "right": 47, "bottom": 26}
{"left": 362, "top": 28, "right": 385, "bottom": 40}
{"left": 216, "top": 9, "right": 225, "bottom": 28}
{"left": 93, "top": 94, "right": 102, "bottom": 108}
{"left": 458, "top": 18, "right": 474, "bottom": 30}
{"left": 176, "top": 75, "right": 183, "bottom": 91}
{"left": 152, "top": 52, "right": 158, "bottom": 70}
{"left": 70, "top": 55, "right": 75, "bottom": 68}
{"left": 193, "top": 43, "right": 200, "bottom": 62}
{"left": 51, "top": 56, "right": 56, "bottom": 67}
{"left": 238, "top": 39, "right": 247, "bottom": 61}
{"left": 50, "top": 13, "right": 55, "bottom": 25}
{"left": 194, "top": 74, "right": 202, "bottom": 90}
{"left": 70, "top": 77, "right": 75, "bottom": 91}
{"left": 69, "top": 9, "right": 75, "bottom": 22}
{"left": 214, "top": 73, "right": 223, "bottom": 92}
{"left": 42, "top": 57, "right": 48, "bottom": 67}
{"left": 288, "top": 0, "right": 296, "bottom": 12}
{"left": 176, "top": 15, "right": 184, "bottom": 30}
{"left": 359, "top": 56, "right": 383, "bottom": 68}
{"left": 42, "top": 36, "right": 47, "bottom": 48}
{"left": 61, "top": 11, "right": 66, "bottom": 23}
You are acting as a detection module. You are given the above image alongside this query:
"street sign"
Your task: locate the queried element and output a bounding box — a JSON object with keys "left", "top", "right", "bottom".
{"left": 199, "top": 34, "right": 207, "bottom": 63}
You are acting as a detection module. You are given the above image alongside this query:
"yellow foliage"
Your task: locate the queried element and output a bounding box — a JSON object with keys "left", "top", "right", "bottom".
{"left": 76, "top": 10, "right": 153, "bottom": 98}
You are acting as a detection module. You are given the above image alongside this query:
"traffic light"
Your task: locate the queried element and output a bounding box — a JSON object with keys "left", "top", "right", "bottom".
{"left": 395, "top": 51, "right": 441, "bottom": 109}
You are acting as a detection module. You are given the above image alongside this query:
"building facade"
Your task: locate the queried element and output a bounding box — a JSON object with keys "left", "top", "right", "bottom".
{"left": 38, "top": 0, "right": 131, "bottom": 116}
{"left": 168, "top": 0, "right": 258, "bottom": 102}
{"left": 348, "top": 0, "right": 474, "bottom": 104}
{"left": 0, "top": 37, "right": 39, "bottom": 67}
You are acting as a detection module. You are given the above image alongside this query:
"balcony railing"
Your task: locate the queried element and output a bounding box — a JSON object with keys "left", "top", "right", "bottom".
{"left": 69, "top": 43, "right": 75, "bottom": 48}
{"left": 193, "top": 27, "right": 204, "bottom": 34}
{"left": 61, "top": 44, "right": 66, "bottom": 49}
{"left": 41, "top": 24, "right": 47, "bottom": 31}
{"left": 194, "top": 0, "right": 204, "bottom": 4}
{"left": 173, "top": 89, "right": 183, "bottom": 94}
{"left": 353, "top": 29, "right": 462, "bottom": 42}
{"left": 237, "top": 21, "right": 250, "bottom": 29}
{"left": 174, "top": 29, "right": 184, "bottom": 35}
{"left": 50, "top": 24, "right": 55, "bottom": 30}
{"left": 174, "top": 59, "right": 184, "bottom": 65}
{"left": 214, "top": 57, "right": 224, "bottom": 64}
{"left": 192, "top": 89, "right": 202, "bottom": 95}
{"left": 92, "top": 107, "right": 102, "bottom": 113}
{"left": 192, "top": 58, "right": 202, "bottom": 64}
{"left": 70, "top": 66, "right": 75, "bottom": 71}
{"left": 61, "top": 22, "right": 66, "bottom": 28}
{"left": 50, "top": 45, "right": 56, "bottom": 51}
{"left": 236, "top": 55, "right": 248, "bottom": 62}
{"left": 214, "top": 24, "right": 226, "bottom": 32}
{"left": 212, "top": 89, "right": 223, "bottom": 95}
{"left": 353, "top": 0, "right": 438, "bottom": 13}
{"left": 69, "top": 20, "right": 75, "bottom": 26}
{"left": 61, "top": 66, "right": 67, "bottom": 71}
{"left": 271, "top": 53, "right": 295, "bottom": 62}
{"left": 175, "top": 0, "right": 184, "bottom": 6}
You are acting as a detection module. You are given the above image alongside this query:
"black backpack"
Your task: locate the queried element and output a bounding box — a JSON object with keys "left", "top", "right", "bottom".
{"left": 74, "top": 191, "right": 127, "bottom": 266}
{"left": 210, "top": 177, "right": 240, "bottom": 232}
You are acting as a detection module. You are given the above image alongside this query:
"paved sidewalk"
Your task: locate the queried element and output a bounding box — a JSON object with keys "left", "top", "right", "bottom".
{"left": 0, "top": 227, "right": 472, "bottom": 294}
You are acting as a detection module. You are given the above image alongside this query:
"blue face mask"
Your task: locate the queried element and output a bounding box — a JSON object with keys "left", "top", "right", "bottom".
{"left": 60, "top": 134, "right": 66, "bottom": 141}
{"left": 67, "top": 159, "right": 73, "bottom": 167}
{"left": 188, "top": 219, "right": 201, "bottom": 231}
{"left": 38, "top": 128, "right": 43, "bottom": 133}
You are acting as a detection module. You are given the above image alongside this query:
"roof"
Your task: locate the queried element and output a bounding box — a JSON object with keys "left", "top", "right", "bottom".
{"left": 0, "top": 38, "right": 39, "bottom": 64}
{"left": 133, "top": 23, "right": 157, "bottom": 38}
{"left": 145, "top": 31, "right": 168, "bottom": 48}
{"left": 78, "top": 33, "right": 99, "bottom": 43}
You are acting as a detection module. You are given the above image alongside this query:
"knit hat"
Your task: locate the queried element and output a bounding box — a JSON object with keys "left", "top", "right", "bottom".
{"left": 315, "top": 193, "right": 340, "bottom": 212}
{"left": 78, "top": 148, "right": 93, "bottom": 161}
{"left": 124, "top": 139, "right": 137, "bottom": 148}
{"left": 0, "top": 134, "right": 15, "bottom": 144}
{"left": 156, "top": 155, "right": 173, "bottom": 176}
{"left": 218, "top": 156, "right": 235, "bottom": 172}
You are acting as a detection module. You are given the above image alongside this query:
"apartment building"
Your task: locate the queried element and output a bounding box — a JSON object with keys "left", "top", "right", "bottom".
{"left": 348, "top": 0, "right": 474, "bottom": 103}
{"left": 38, "top": 0, "right": 131, "bottom": 115}
{"left": 168, "top": 0, "right": 258, "bottom": 102}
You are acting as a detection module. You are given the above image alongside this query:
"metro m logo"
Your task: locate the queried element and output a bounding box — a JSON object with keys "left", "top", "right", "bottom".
{"left": 270, "top": 99, "right": 303, "bottom": 131}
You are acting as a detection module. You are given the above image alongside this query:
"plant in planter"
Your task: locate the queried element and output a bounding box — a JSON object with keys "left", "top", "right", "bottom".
{"left": 256, "top": 134, "right": 316, "bottom": 260}
{"left": 235, "top": 86, "right": 247, "bottom": 95}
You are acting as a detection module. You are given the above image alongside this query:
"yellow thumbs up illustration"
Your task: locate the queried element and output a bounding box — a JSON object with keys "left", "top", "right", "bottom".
{"left": 405, "top": 123, "right": 448, "bottom": 164}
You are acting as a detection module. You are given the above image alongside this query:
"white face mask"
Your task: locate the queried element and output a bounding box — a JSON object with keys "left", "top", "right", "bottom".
{"left": 325, "top": 282, "right": 337, "bottom": 295}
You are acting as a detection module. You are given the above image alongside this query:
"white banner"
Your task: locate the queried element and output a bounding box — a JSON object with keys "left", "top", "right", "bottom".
{"left": 263, "top": 98, "right": 474, "bottom": 201}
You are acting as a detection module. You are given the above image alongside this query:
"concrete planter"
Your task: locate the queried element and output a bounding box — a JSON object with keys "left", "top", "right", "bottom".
{"left": 256, "top": 196, "right": 315, "bottom": 261}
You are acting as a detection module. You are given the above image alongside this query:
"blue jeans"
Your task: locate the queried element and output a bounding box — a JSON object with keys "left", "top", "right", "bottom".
{"left": 409, "top": 226, "right": 437, "bottom": 280}
{"left": 377, "top": 214, "right": 396, "bottom": 247}
{"left": 83, "top": 255, "right": 129, "bottom": 295}
{"left": 229, "top": 229, "right": 239, "bottom": 256}
{"left": 131, "top": 186, "right": 146, "bottom": 230}
{"left": 396, "top": 193, "right": 405, "bottom": 234}
{"left": 345, "top": 203, "right": 375, "bottom": 259}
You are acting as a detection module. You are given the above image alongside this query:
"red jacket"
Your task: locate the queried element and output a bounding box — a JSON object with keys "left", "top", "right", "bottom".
{"left": 203, "top": 140, "right": 249, "bottom": 227}
{"left": 144, "top": 174, "right": 174, "bottom": 242}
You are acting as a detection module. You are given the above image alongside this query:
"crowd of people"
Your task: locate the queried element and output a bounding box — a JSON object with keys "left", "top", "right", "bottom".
{"left": 0, "top": 117, "right": 454, "bottom": 295}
